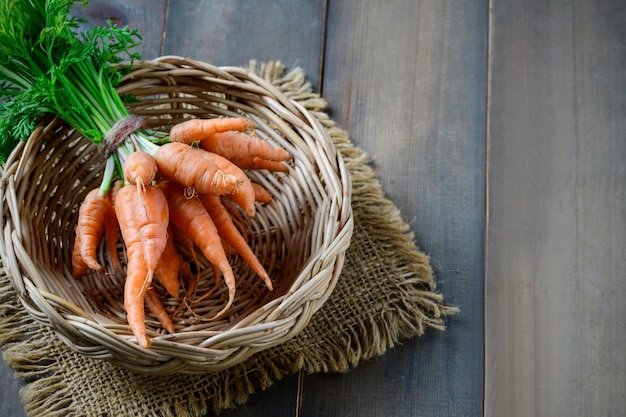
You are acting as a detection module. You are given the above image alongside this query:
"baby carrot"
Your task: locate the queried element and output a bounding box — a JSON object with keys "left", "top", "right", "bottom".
{"left": 116, "top": 184, "right": 170, "bottom": 348}
{"left": 229, "top": 156, "right": 290, "bottom": 173}
{"left": 170, "top": 222, "right": 201, "bottom": 299}
{"left": 251, "top": 182, "right": 274, "bottom": 205}
{"left": 123, "top": 151, "right": 157, "bottom": 193}
{"left": 169, "top": 117, "right": 254, "bottom": 144}
{"left": 197, "top": 130, "right": 291, "bottom": 162}
{"left": 104, "top": 180, "right": 122, "bottom": 270}
{"left": 71, "top": 234, "right": 89, "bottom": 278}
{"left": 153, "top": 142, "right": 241, "bottom": 196}
{"left": 158, "top": 181, "right": 236, "bottom": 319}
{"left": 144, "top": 287, "right": 175, "bottom": 334}
{"left": 135, "top": 185, "right": 170, "bottom": 276}
{"left": 154, "top": 227, "right": 183, "bottom": 298}
{"left": 115, "top": 184, "right": 167, "bottom": 284}
{"left": 207, "top": 151, "right": 256, "bottom": 217}
{"left": 122, "top": 232, "right": 151, "bottom": 349}
{"left": 219, "top": 196, "right": 247, "bottom": 238}
{"left": 200, "top": 193, "right": 273, "bottom": 291}
{"left": 76, "top": 188, "right": 110, "bottom": 272}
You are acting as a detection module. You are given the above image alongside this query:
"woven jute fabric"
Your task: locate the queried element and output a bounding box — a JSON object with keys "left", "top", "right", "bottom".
{"left": 0, "top": 62, "right": 457, "bottom": 417}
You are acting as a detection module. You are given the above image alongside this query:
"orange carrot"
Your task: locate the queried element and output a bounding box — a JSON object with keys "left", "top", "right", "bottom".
{"left": 76, "top": 188, "right": 110, "bottom": 272}
{"left": 208, "top": 151, "right": 256, "bottom": 217}
{"left": 220, "top": 237, "right": 237, "bottom": 255}
{"left": 123, "top": 151, "right": 157, "bottom": 193}
{"left": 251, "top": 182, "right": 274, "bottom": 205}
{"left": 123, "top": 238, "right": 151, "bottom": 349}
{"left": 153, "top": 142, "right": 242, "bottom": 196}
{"left": 219, "top": 196, "right": 247, "bottom": 238}
{"left": 198, "top": 130, "right": 291, "bottom": 162}
{"left": 114, "top": 184, "right": 169, "bottom": 290}
{"left": 200, "top": 193, "right": 273, "bottom": 291}
{"left": 158, "top": 181, "right": 236, "bottom": 319}
{"left": 170, "top": 223, "right": 201, "bottom": 299}
{"left": 144, "top": 287, "right": 175, "bottom": 334}
{"left": 104, "top": 180, "right": 122, "bottom": 270}
{"left": 170, "top": 222, "right": 200, "bottom": 270}
{"left": 116, "top": 184, "right": 169, "bottom": 348}
{"left": 169, "top": 117, "right": 255, "bottom": 144}
{"left": 136, "top": 185, "right": 170, "bottom": 276}
{"left": 229, "top": 156, "right": 290, "bottom": 173}
{"left": 154, "top": 227, "right": 182, "bottom": 298}
{"left": 71, "top": 233, "right": 89, "bottom": 278}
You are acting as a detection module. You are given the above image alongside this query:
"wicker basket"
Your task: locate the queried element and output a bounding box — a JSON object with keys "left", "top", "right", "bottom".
{"left": 0, "top": 56, "right": 353, "bottom": 374}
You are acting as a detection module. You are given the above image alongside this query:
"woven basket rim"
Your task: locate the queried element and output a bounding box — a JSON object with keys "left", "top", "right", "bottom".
{"left": 0, "top": 56, "right": 353, "bottom": 374}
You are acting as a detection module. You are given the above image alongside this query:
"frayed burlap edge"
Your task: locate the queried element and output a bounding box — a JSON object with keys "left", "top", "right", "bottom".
{"left": 0, "top": 61, "right": 457, "bottom": 417}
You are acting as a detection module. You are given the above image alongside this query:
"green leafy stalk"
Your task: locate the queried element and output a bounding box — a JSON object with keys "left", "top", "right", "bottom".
{"left": 0, "top": 0, "right": 144, "bottom": 166}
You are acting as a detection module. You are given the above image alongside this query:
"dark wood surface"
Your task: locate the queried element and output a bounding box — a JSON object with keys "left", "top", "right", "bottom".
{"left": 485, "top": 1, "right": 626, "bottom": 416}
{"left": 1, "top": 1, "right": 625, "bottom": 416}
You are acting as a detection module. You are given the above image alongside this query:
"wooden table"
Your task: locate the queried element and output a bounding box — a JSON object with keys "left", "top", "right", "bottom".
{"left": 2, "top": 1, "right": 625, "bottom": 416}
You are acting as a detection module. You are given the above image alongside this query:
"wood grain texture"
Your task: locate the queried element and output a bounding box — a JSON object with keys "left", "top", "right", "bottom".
{"left": 485, "top": 1, "right": 626, "bottom": 416}
{"left": 304, "top": 1, "right": 488, "bottom": 416}
{"left": 163, "top": 0, "right": 326, "bottom": 91}
{"left": 0, "top": 358, "right": 25, "bottom": 417}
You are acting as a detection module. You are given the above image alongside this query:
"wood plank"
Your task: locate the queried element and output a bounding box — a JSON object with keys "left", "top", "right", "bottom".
{"left": 303, "top": 1, "right": 488, "bottom": 416}
{"left": 485, "top": 1, "right": 626, "bottom": 416}
{"left": 0, "top": 358, "right": 26, "bottom": 417}
{"left": 163, "top": 0, "right": 326, "bottom": 91}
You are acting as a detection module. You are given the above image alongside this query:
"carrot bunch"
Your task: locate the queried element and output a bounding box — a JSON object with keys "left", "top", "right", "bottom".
{"left": 0, "top": 1, "right": 293, "bottom": 350}
{"left": 72, "top": 117, "right": 291, "bottom": 348}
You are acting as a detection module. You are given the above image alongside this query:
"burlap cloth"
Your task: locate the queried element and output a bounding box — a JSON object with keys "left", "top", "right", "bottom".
{"left": 0, "top": 62, "right": 457, "bottom": 417}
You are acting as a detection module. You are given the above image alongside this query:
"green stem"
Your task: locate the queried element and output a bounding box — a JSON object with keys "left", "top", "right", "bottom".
{"left": 98, "top": 66, "right": 127, "bottom": 120}
{"left": 0, "top": 64, "right": 33, "bottom": 90}
{"left": 99, "top": 156, "right": 116, "bottom": 197}
{"left": 134, "top": 132, "right": 161, "bottom": 155}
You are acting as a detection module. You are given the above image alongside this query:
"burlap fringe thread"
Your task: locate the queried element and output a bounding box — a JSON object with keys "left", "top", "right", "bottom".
{"left": 0, "top": 61, "right": 458, "bottom": 417}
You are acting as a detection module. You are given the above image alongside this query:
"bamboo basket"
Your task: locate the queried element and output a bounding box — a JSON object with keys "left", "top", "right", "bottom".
{"left": 0, "top": 56, "right": 353, "bottom": 374}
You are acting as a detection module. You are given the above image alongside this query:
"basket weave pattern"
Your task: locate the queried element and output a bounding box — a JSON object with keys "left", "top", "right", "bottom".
{"left": 0, "top": 57, "right": 353, "bottom": 374}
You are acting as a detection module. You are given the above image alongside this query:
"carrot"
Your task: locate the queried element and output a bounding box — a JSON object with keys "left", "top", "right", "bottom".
{"left": 153, "top": 142, "right": 242, "bottom": 196}
{"left": 219, "top": 196, "right": 247, "bottom": 237}
{"left": 123, "top": 237, "right": 151, "bottom": 349}
{"left": 154, "top": 227, "right": 183, "bottom": 298}
{"left": 220, "top": 238, "right": 237, "bottom": 255}
{"left": 251, "top": 182, "right": 274, "bottom": 205}
{"left": 144, "top": 287, "right": 175, "bottom": 334}
{"left": 158, "top": 181, "right": 236, "bottom": 319}
{"left": 197, "top": 130, "right": 291, "bottom": 162}
{"left": 104, "top": 180, "right": 122, "bottom": 270}
{"left": 71, "top": 233, "right": 89, "bottom": 278}
{"left": 116, "top": 184, "right": 171, "bottom": 348}
{"left": 208, "top": 151, "right": 257, "bottom": 217}
{"left": 170, "top": 223, "right": 201, "bottom": 299}
{"left": 229, "top": 156, "right": 290, "bottom": 173}
{"left": 115, "top": 184, "right": 168, "bottom": 295}
{"left": 170, "top": 222, "right": 200, "bottom": 270}
{"left": 134, "top": 184, "right": 169, "bottom": 276}
{"left": 123, "top": 151, "right": 157, "bottom": 193}
{"left": 200, "top": 193, "right": 273, "bottom": 291}
{"left": 76, "top": 188, "right": 110, "bottom": 272}
{"left": 169, "top": 117, "right": 255, "bottom": 144}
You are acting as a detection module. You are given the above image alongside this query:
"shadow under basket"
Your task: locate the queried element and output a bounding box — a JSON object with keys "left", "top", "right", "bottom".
{"left": 0, "top": 57, "right": 354, "bottom": 375}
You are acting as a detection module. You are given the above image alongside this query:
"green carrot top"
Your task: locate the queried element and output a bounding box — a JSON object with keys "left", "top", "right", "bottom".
{"left": 0, "top": 0, "right": 142, "bottom": 163}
